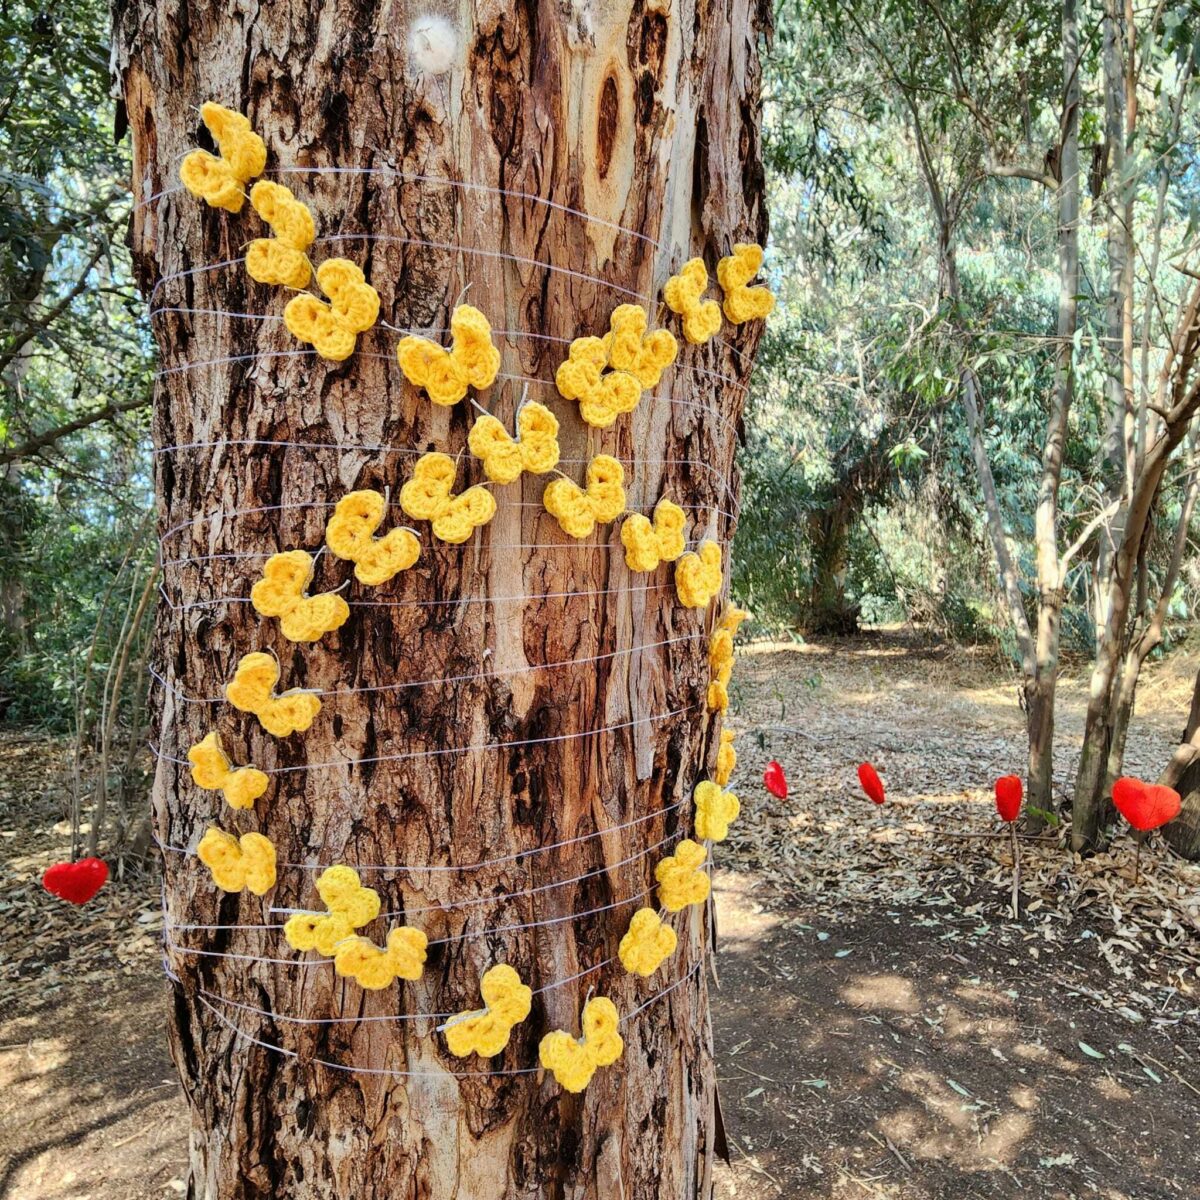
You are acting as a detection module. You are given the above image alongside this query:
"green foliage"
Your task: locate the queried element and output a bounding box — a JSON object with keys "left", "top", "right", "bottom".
{"left": 0, "top": 0, "right": 153, "bottom": 724}
{"left": 737, "top": 0, "right": 1200, "bottom": 662}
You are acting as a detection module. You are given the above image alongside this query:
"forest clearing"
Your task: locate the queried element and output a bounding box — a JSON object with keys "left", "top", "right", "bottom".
{"left": 5, "top": 636, "right": 1197, "bottom": 1199}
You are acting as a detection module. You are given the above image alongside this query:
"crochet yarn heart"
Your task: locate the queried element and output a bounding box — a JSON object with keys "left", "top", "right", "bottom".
{"left": 995, "top": 774, "right": 1023, "bottom": 823}
{"left": 763, "top": 760, "right": 788, "bottom": 799}
{"left": 42, "top": 857, "right": 109, "bottom": 904}
{"left": 1112, "top": 777, "right": 1181, "bottom": 833}
{"left": 857, "top": 762, "right": 885, "bottom": 805}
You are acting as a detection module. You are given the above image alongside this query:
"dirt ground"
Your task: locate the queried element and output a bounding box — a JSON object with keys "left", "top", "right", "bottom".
{"left": 2, "top": 633, "right": 1198, "bottom": 1199}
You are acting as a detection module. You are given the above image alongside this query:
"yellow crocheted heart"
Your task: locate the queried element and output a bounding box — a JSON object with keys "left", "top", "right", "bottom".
{"left": 324, "top": 490, "right": 420, "bottom": 586}
{"left": 399, "top": 453, "right": 496, "bottom": 544}
{"left": 675, "top": 539, "right": 722, "bottom": 609}
{"left": 224, "top": 652, "right": 321, "bottom": 738}
{"left": 245, "top": 181, "right": 315, "bottom": 288}
{"left": 284, "top": 258, "right": 380, "bottom": 362}
{"left": 554, "top": 336, "right": 641, "bottom": 428}
{"left": 716, "top": 243, "right": 775, "bottom": 325}
{"left": 707, "top": 628, "right": 734, "bottom": 712}
{"left": 618, "top": 907, "right": 678, "bottom": 977}
{"left": 333, "top": 926, "right": 428, "bottom": 989}
{"left": 396, "top": 304, "right": 501, "bottom": 406}
{"left": 283, "top": 864, "right": 381, "bottom": 955}
{"left": 663, "top": 258, "right": 723, "bottom": 344}
{"left": 186, "top": 731, "right": 269, "bottom": 810}
{"left": 197, "top": 827, "right": 276, "bottom": 895}
{"left": 178, "top": 102, "right": 266, "bottom": 213}
{"left": 543, "top": 455, "right": 626, "bottom": 539}
{"left": 693, "top": 780, "right": 741, "bottom": 842}
{"left": 601, "top": 305, "right": 678, "bottom": 389}
{"left": 720, "top": 605, "right": 750, "bottom": 636}
{"left": 620, "top": 498, "right": 687, "bottom": 571}
{"left": 538, "top": 997, "right": 624, "bottom": 1093}
{"left": 467, "top": 402, "right": 560, "bottom": 485}
{"left": 443, "top": 964, "right": 532, "bottom": 1058}
{"left": 715, "top": 728, "right": 737, "bottom": 786}
{"left": 250, "top": 550, "right": 349, "bottom": 643}
{"left": 655, "top": 838, "right": 710, "bottom": 912}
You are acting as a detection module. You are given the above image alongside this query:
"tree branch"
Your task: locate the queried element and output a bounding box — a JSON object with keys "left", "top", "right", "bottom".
{"left": 0, "top": 396, "right": 149, "bottom": 466}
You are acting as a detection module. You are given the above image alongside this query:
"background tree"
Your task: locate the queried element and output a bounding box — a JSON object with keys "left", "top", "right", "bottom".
{"left": 113, "top": 2, "right": 769, "bottom": 1196}
{"left": 0, "top": 0, "right": 152, "bottom": 725}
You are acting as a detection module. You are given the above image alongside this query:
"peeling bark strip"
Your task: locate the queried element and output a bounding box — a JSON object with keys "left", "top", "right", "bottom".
{"left": 113, "top": 2, "right": 768, "bottom": 1197}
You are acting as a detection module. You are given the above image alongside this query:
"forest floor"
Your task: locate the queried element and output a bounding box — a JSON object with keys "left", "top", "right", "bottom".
{"left": 2, "top": 630, "right": 1199, "bottom": 1199}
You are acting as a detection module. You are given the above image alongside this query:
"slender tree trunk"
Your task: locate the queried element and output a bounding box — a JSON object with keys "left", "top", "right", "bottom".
{"left": 1095, "top": 0, "right": 1130, "bottom": 634}
{"left": 113, "top": 3, "right": 768, "bottom": 1197}
{"left": 1025, "top": 0, "right": 1081, "bottom": 823}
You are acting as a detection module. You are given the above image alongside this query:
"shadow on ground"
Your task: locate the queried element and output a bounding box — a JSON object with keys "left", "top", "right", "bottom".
{"left": 711, "top": 871, "right": 1200, "bottom": 1200}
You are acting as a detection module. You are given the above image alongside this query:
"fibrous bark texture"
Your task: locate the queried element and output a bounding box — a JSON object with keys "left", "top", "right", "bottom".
{"left": 112, "top": 1, "right": 768, "bottom": 1197}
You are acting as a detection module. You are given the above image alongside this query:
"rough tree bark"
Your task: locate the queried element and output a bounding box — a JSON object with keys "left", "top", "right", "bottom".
{"left": 112, "top": 3, "right": 769, "bottom": 1197}
{"left": 1159, "top": 668, "right": 1200, "bottom": 860}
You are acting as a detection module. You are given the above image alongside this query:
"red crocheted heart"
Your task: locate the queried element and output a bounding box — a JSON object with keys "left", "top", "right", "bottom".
{"left": 1112, "top": 777, "right": 1181, "bottom": 833}
{"left": 42, "top": 857, "right": 109, "bottom": 905}
{"left": 858, "top": 762, "right": 885, "bottom": 805}
{"left": 763, "top": 760, "right": 788, "bottom": 799}
{"left": 995, "top": 775, "right": 1023, "bottom": 823}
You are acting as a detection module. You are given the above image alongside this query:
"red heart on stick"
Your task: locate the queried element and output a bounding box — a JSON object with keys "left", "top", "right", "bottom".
{"left": 1112, "top": 777, "right": 1181, "bottom": 833}
{"left": 995, "top": 775, "right": 1023, "bottom": 823}
{"left": 858, "top": 762, "right": 885, "bottom": 805}
{"left": 42, "top": 857, "right": 109, "bottom": 905}
{"left": 763, "top": 761, "right": 788, "bottom": 799}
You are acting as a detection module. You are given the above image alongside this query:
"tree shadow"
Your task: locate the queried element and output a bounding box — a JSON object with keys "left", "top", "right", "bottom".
{"left": 711, "top": 875, "right": 1200, "bottom": 1199}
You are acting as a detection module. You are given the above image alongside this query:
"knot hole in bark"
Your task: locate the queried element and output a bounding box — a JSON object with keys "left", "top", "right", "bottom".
{"left": 596, "top": 71, "right": 619, "bottom": 180}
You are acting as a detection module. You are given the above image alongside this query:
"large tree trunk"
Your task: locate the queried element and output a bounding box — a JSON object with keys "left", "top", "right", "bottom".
{"left": 113, "top": 3, "right": 768, "bottom": 1197}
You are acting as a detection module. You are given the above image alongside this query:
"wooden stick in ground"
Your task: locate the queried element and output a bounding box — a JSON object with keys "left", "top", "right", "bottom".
{"left": 1134, "top": 837, "right": 1142, "bottom": 886}
{"left": 1011, "top": 823, "right": 1021, "bottom": 918}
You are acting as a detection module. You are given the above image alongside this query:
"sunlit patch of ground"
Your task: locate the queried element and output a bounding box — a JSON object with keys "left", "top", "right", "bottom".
{"left": 713, "top": 631, "right": 1200, "bottom": 1199}
{"left": 2, "top": 633, "right": 1198, "bottom": 1198}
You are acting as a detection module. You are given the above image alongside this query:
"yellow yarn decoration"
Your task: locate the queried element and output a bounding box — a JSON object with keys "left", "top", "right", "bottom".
{"left": 655, "top": 838, "right": 710, "bottom": 912}
{"left": 443, "top": 964, "right": 532, "bottom": 1058}
{"left": 707, "top": 628, "right": 733, "bottom": 712}
{"left": 245, "top": 181, "right": 315, "bottom": 288}
{"left": 197, "top": 827, "right": 277, "bottom": 895}
{"left": 621, "top": 498, "right": 686, "bottom": 572}
{"left": 618, "top": 907, "right": 678, "bottom": 977}
{"left": 284, "top": 258, "right": 380, "bottom": 362}
{"left": 178, "top": 102, "right": 266, "bottom": 213}
{"left": 224, "top": 652, "right": 321, "bottom": 738}
{"left": 283, "top": 865, "right": 381, "bottom": 955}
{"left": 554, "top": 336, "right": 641, "bottom": 428}
{"left": 543, "top": 455, "right": 625, "bottom": 539}
{"left": 249, "top": 550, "right": 350, "bottom": 643}
{"left": 467, "top": 402, "right": 560, "bottom": 484}
{"left": 693, "top": 780, "right": 741, "bottom": 842}
{"left": 333, "top": 927, "right": 429, "bottom": 989}
{"left": 396, "top": 305, "right": 501, "bottom": 406}
{"left": 716, "top": 243, "right": 775, "bottom": 325}
{"left": 675, "top": 539, "right": 723, "bottom": 608}
{"left": 538, "top": 997, "right": 624, "bottom": 1093}
{"left": 324, "top": 490, "right": 420, "bottom": 586}
{"left": 399, "top": 454, "right": 497, "bottom": 544}
{"left": 601, "top": 305, "right": 678, "bottom": 389}
{"left": 720, "top": 605, "right": 749, "bottom": 637}
{"left": 186, "top": 732, "right": 269, "bottom": 810}
{"left": 715, "top": 728, "right": 737, "bottom": 787}
{"left": 663, "top": 259, "right": 723, "bottom": 344}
